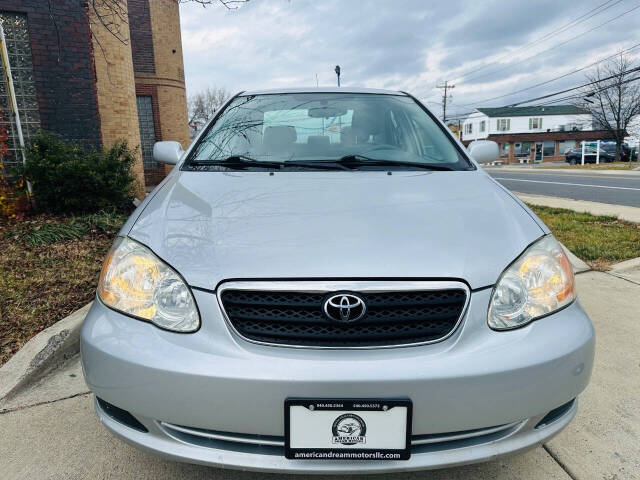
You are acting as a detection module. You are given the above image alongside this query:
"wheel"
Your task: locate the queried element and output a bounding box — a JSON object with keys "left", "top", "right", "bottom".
{"left": 568, "top": 158, "right": 577, "bottom": 165}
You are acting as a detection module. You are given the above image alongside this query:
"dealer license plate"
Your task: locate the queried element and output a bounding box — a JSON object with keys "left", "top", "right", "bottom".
{"left": 285, "top": 399, "right": 412, "bottom": 460}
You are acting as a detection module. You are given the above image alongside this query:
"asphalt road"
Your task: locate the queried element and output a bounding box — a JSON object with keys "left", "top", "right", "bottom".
{"left": 485, "top": 167, "right": 640, "bottom": 207}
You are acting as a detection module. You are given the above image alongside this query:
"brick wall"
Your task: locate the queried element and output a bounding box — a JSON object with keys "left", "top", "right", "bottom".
{"left": 90, "top": 0, "right": 145, "bottom": 197}
{"left": 0, "top": 0, "right": 101, "bottom": 148}
{"left": 128, "top": 0, "right": 155, "bottom": 74}
{"left": 133, "top": 0, "right": 189, "bottom": 185}
{"left": 148, "top": 0, "right": 190, "bottom": 147}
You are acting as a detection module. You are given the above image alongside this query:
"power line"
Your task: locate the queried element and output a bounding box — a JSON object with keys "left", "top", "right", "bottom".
{"left": 441, "top": 65, "right": 640, "bottom": 120}
{"left": 456, "top": 41, "right": 640, "bottom": 108}
{"left": 452, "top": 0, "right": 624, "bottom": 82}
{"left": 460, "top": 3, "right": 640, "bottom": 85}
{"left": 505, "top": 65, "right": 640, "bottom": 106}
{"left": 517, "top": 73, "right": 640, "bottom": 107}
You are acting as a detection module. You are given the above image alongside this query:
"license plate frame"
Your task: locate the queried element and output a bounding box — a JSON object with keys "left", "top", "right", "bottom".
{"left": 285, "top": 398, "right": 412, "bottom": 461}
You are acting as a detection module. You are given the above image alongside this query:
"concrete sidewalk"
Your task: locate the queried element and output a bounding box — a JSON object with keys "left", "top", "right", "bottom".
{"left": 1, "top": 271, "right": 639, "bottom": 479}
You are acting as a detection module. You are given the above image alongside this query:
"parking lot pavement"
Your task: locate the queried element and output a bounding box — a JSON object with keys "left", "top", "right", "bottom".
{"left": 1, "top": 271, "right": 638, "bottom": 480}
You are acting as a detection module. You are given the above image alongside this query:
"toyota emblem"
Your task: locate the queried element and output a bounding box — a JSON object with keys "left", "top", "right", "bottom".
{"left": 323, "top": 293, "right": 367, "bottom": 323}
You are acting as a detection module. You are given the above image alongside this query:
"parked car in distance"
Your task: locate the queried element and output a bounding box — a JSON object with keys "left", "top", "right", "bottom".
{"left": 601, "top": 143, "right": 631, "bottom": 162}
{"left": 81, "top": 87, "right": 595, "bottom": 474}
{"left": 565, "top": 147, "right": 614, "bottom": 164}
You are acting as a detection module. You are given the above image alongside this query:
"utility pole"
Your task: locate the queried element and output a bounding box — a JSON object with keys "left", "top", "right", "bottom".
{"left": 335, "top": 65, "right": 341, "bottom": 87}
{"left": 436, "top": 80, "right": 455, "bottom": 122}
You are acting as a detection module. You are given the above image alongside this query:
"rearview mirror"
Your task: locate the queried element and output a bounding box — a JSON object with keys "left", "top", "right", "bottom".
{"left": 308, "top": 107, "right": 348, "bottom": 118}
{"left": 468, "top": 140, "right": 499, "bottom": 164}
{"left": 153, "top": 141, "right": 184, "bottom": 165}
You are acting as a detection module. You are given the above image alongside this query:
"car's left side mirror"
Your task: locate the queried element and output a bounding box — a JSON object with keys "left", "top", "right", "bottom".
{"left": 153, "top": 141, "right": 184, "bottom": 165}
{"left": 468, "top": 140, "right": 499, "bottom": 164}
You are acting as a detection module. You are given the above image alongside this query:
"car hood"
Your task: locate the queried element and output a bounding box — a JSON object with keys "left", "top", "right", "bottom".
{"left": 127, "top": 170, "right": 544, "bottom": 290}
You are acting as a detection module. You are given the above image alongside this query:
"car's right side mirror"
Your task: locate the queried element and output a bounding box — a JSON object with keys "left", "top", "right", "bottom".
{"left": 153, "top": 141, "right": 184, "bottom": 165}
{"left": 467, "top": 140, "right": 499, "bottom": 164}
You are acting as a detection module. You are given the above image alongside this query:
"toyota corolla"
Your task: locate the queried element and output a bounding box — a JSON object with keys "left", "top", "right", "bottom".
{"left": 80, "top": 87, "right": 595, "bottom": 473}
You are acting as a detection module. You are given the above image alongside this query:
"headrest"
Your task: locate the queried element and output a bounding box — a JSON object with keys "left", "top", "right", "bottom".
{"left": 263, "top": 126, "right": 297, "bottom": 150}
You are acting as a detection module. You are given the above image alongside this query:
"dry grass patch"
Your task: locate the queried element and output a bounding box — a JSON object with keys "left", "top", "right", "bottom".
{"left": 0, "top": 213, "right": 126, "bottom": 366}
{"left": 528, "top": 204, "right": 640, "bottom": 270}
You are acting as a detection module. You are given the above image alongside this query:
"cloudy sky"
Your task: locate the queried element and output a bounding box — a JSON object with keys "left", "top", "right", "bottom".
{"left": 179, "top": 0, "right": 640, "bottom": 120}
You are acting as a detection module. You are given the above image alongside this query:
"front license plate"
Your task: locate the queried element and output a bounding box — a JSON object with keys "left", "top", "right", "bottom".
{"left": 285, "top": 399, "right": 412, "bottom": 460}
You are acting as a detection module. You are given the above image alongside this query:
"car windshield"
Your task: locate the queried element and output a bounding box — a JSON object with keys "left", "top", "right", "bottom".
{"left": 185, "top": 93, "right": 472, "bottom": 170}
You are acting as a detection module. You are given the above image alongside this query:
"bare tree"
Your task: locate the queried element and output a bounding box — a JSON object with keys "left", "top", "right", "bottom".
{"left": 90, "top": 0, "right": 249, "bottom": 46}
{"left": 188, "top": 86, "right": 232, "bottom": 125}
{"left": 186, "top": 0, "right": 248, "bottom": 6}
{"left": 579, "top": 52, "right": 640, "bottom": 161}
{"left": 89, "top": 1, "right": 130, "bottom": 46}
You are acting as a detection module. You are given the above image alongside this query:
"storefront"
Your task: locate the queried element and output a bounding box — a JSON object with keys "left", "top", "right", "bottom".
{"left": 468, "top": 130, "right": 617, "bottom": 164}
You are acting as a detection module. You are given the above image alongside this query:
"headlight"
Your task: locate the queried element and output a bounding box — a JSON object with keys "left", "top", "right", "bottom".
{"left": 98, "top": 237, "right": 200, "bottom": 332}
{"left": 488, "top": 235, "right": 575, "bottom": 330}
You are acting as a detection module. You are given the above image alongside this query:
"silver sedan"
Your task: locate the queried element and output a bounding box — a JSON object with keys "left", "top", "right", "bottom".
{"left": 81, "top": 88, "right": 594, "bottom": 473}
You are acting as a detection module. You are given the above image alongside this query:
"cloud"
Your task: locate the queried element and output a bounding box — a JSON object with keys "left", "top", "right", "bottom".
{"left": 179, "top": 0, "right": 640, "bottom": 118}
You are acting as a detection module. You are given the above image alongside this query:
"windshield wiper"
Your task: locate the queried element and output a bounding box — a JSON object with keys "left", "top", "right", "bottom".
{"left": 190, "top": 155, "right": 285, "bottom": 170}
{"left": 288, "top": 155, "right": 455, "bottom": 171}
{"left": 191, "top": 154, "right": 454, "bottom": 171}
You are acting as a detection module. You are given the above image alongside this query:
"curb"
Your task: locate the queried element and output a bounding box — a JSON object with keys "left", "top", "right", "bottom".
{"left": 516, "top": 193, "right": 640, "bottom": 224}
{"left": 609, "top": 256, "right": 640, "bottom": 273}
{"left": 0, "top": 302, "right": 92, "bottom": 402}
{"left": 607, "top": 257, "right": 640, "bottom": 285}
{"left": 561, "top": 243, "right": 590, "bottom": 274}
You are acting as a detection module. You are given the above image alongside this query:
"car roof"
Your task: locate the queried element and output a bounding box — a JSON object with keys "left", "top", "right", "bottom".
{"left": 240, "top": 87, "right": 406, "bottom": 96}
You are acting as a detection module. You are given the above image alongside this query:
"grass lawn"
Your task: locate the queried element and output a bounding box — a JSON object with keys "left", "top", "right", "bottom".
{"left": 0, "top": 212, "right": 126, "bottom": 366}
{"left": 529, "top": 204, "right": 640, "bottom": 270}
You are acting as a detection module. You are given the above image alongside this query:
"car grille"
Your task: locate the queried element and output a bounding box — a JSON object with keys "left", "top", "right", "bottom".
{"left": 219, "top": 282, "right": 468, "bottom": 347}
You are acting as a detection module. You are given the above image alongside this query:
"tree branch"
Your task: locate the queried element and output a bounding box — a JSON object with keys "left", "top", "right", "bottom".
{"left": 92, "top": 0, "right": 249, "bottom": 46}
{"left": 184, "top": 0, "right": 249, "bottom": 7}
{"left": 575, "top": 51, "right": 640, "bottom": 159}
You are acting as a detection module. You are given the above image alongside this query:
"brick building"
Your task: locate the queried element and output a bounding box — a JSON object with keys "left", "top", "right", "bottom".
{"left": 461, "top": 106, "right": 616, "bottom": 163}
{"left": 0, "top": 0, "right": 190, "bottom": 192}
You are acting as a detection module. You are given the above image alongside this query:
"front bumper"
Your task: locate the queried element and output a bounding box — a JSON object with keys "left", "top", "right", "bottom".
{"left": 81, "top": 287, "right": 595, "bottom": 473}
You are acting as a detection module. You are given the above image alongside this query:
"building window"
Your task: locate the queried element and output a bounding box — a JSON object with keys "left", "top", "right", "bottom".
{"left": 529, "top": 117, "right": 543, "bottom": 129}
{"left": 558, "top": 140, "right": 575, "bottom": 155}
{"left": 515, "top": 141, "right": 531, "bottom": 158}
{"left": 496, "top": 118, "right": 510, "bottom": 131}
{"left": 136, "top": 96, "right": 157, "bottom": 170}
{"left": 499, "top": 142, "right": 509, "bottom": 158}
{"left": 479, "top": 120, "right": 486, "bottom": 132}
{"left": 464, "top": 123, "right": 473, "bottom": 135}
{"left": 542, "top": 140, "right": 555, "bottom": 158}
{"left": 0, "top": 12, "right": 41, "bottom": 169}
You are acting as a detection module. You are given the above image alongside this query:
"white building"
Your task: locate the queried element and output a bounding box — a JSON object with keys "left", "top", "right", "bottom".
{"left": 460, "top": 105, "right": 616, "bottom": 163}
{"left": 461, "top": 106, "right": 593, "bottom": 142}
